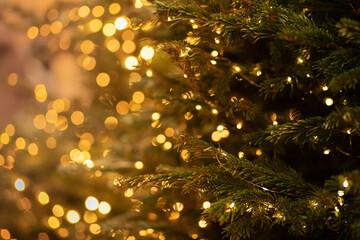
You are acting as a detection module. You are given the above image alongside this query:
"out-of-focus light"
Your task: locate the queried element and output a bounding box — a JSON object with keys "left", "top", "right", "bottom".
{"left": 85, "top": 196, "right": 99, "bottom": 211}
{"left": 109, "top": 3, "right": 121, "bottom": 15}
{"left": 14, "top": 178, "right": 25, "bottom": 191}
{"left": 102, "top": 23, "right": 116, "bottom": 37}
{"left": 37, "top": 191, "right": 50, "bottom": 205}
{"left": 140, "top": 46, "right": 155, "bottom": 60}
{"left": 325, "top": 98, "right": 333, "bottom": 106}
{"left": 66, "top": 210, "right": 80, "bottom": 224}
{"left": 115, "top": 17, "right": 128, "bottom": 30}
{"left": 203, "top": 201, "right": 211, "bottom": 209}
{"left": 98, "top": 201, "right": 111, "bottom": 214}
{"left": 125, "top": 56, "right": 138, "bottom": 70}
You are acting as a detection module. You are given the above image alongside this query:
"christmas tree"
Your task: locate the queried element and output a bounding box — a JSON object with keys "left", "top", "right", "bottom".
{"left": 1, "top": 0, "right": 360, "bottom": 240}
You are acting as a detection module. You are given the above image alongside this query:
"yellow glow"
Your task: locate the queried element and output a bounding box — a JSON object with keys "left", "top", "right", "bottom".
{"left": 85, "top": 196, "right": 99, "bottom": 211}
{"left": 211, "top": 50, "right": 218, "bottom": 57}
{"left": 238, "top": 152, "right": 245, "bottom": 158}
{"left": 0, "top": 133, "right": 9, "bottom": 145}
{"left": 169, "top": 211, "right": 180, "bottom": 220}
{"left": 343, "top": 179, "right": 349, "bottom": 188}
{"left": 211, "top": 131, "right": 221, "bottom": 142}
{"left": 156, "top": 134, "right": 166, "bottom": 144}
{"left": 57, "top": 228, "right": 69, "bottom": 238}
{"left": 122, "top": 30, "right": 134, "bottom": 41}
{"left": 50, "top": 21, "right": 63, "bottom": 34}
{"left": 124, "top": 188, "right": 134, "bottom": 198}
{"left": 71, "top": 111, "right": 84, "bottom": 125}
{"left": 52, "top": 204, "right": 64, "bottom": 217}
{"left": 236, "top": 123, "right": 243, "bottom": 129}
{"left": 98, "top": 201, "right": 111, "bottom": 214}
{"left": 220, "top": 129, "right": 230, "bottom": 138}
{"left": 27, "top": 26, "right": 39, "bottom": 39}
{"left": 116, "top": 101, "right": 130, "bottom": 115}
{"left": 15, "top": 137, "right": 26, "bottom": 149}
{"left": 210, "top": 60, "right": 217, "bottom": 65}
{"left": 82, "top": 56, "right": 96, "bottom": 70}
{"left": 92, "top": 6, "right": 104, "bottom": 17}
{"left": 163, "top": 141, "right": 172, "bottom": 150}
{"left": 55, "top": 116, "right": 68, "bottom": 131}
{"left": 84, "top": 159, "right": 94, "bottom": 168}
{"left": 89, "top": 19, "right": 103, "bottom": 32}
{"left": 132, "top": 91, "right": 145, "bottom": 104}
{"left": 48, "top": 216, "right": 60, "bottom": 229}
{"left": 80, "top": 40, "right": 94, "bottom": 54}
{"left": 89, "top": 223, "right": 101, "bottom": 235}
{"left": 325, "top": 98, "right": 333, "bottom": 106}
{"left": 324, "top": 149, "right": 330, "bottom": 155}
{"left": 37, "top": 191, "right": 50, "bottom": 205}
{"left": 135, "top": 0, "right": 143, "bottom": 8}
{"left": 103, "top": 23, "right": 116, "bottom": 37}
{"left": 46, "top": 110, "right": 58, "bottom": 123}
{"left": 146, "top": 69, "right": 153, "bottom": 77}
{"left": 84, "top": 211, "right": 98, "bottom": 223}
{"left": 34, "top": 84, "right": 47, "bottom": 102}
{"left": 195, "top": 105, "right": 202, "bottom": 110}
{"left": 151, "top": 112, "right": 160, "bottom": 121}
{"left": 165, "top": 127, "right": 174, "bottom": 137}
{"left": 198, "top": 219, "right": 208, "bottom": 228}
{"left": 217, "top": 125, "right": 224, "bottom": 131}
{"left": 212, "top": 109, "right": 218, "bottom": 115}
{"left": 140, "top": 46, "right": 155, "bottom": 60}
{"left": 125, "top": 56, "right": 138, "bottom": 70}
{"left": 134, "top": 161, "right": 144, "bottom": 169}
{"left": 106, "top": 38, "right": 120, "bottom": 52}
{"left": 15, "top": 178, "right": 25, "bottom": 191}
{"left": 40, "top": 24, "right": 51, "bottom": 36}
{"left": 0, "top": 229, "right": 11, "bottom": 239}
{"left": 96, "top": 72, "right": 110, "bottom": 87}
{"left": 78, "top": 6, "right": 90, "bottom": 18}
{"left": 256, "top": 149, "right": 262, "bottom": 156}
{"left": 66, "top": 210, "right": 80, "bottom": 224}
{"left": 47, "top": 9, "right": 58, "bottom": 21}
{"left": 7, "top": 73, "right": 18, "bottom": 86}
{"left": 122, "top": 41, "right": 136, "bottom": 54}
{"left": 104, "top": 116, "right": 118, "bottom": 129}
{"left": 28, "top": 143, "right": 39, "bottom": 155}
{"left": 203, "top": 201, "right": 211, "bottom": 209}
{"left": 53, "top": 99, "right": 65, "bottom": 112}
{"left": 115, "top": 17, "right": 128, "bottom": 30}
{"left": 173, "top": 202, "right": 184, "bottom": 211}
{"left": 322, "top": 85, "right": 328, "bottom": 91}
{"left": 109, "top": 3, "right": 121, "bottom": 15}
{"left": 46, "top": 137, "right": 57, "bottom": 149}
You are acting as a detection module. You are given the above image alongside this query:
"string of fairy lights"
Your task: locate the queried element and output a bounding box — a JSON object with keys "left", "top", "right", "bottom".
{"left": 0, "top": 1, "right": 353, "bottom": 239}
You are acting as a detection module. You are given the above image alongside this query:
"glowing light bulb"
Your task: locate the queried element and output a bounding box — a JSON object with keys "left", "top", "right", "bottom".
{"left": 343, "top": 179, "right": 349, "bottom": 188}
{"left": 115, "top": 17, "right": 128, "bottom": 30}
{"left": 140, "top": 46, "right": 155, "bottom": 60}
{"left": 14, "top": 178, "right": 25, "bottom": 191}
{"left": 211, "top": 50, "right": 218, "bottom": 57}
{"left": 99, "top": 201, "right": 111, "bottom": 214}
{"left": 202, "top": 201, "right": 211, "bottom": 209}
{"left": 85, "top": 196, "right": 99, "bottom": 211}
{"left": 66, "top": 210, "right": 80, "bottom": 224}
{"left": 125, "top": 56, "right": 138, "bottom": 70}
{"left": 198, "top": 219, "right": 208, "bottom": 228}
{"left": 325, "top": 98, "right": 333, "bottom": 106}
